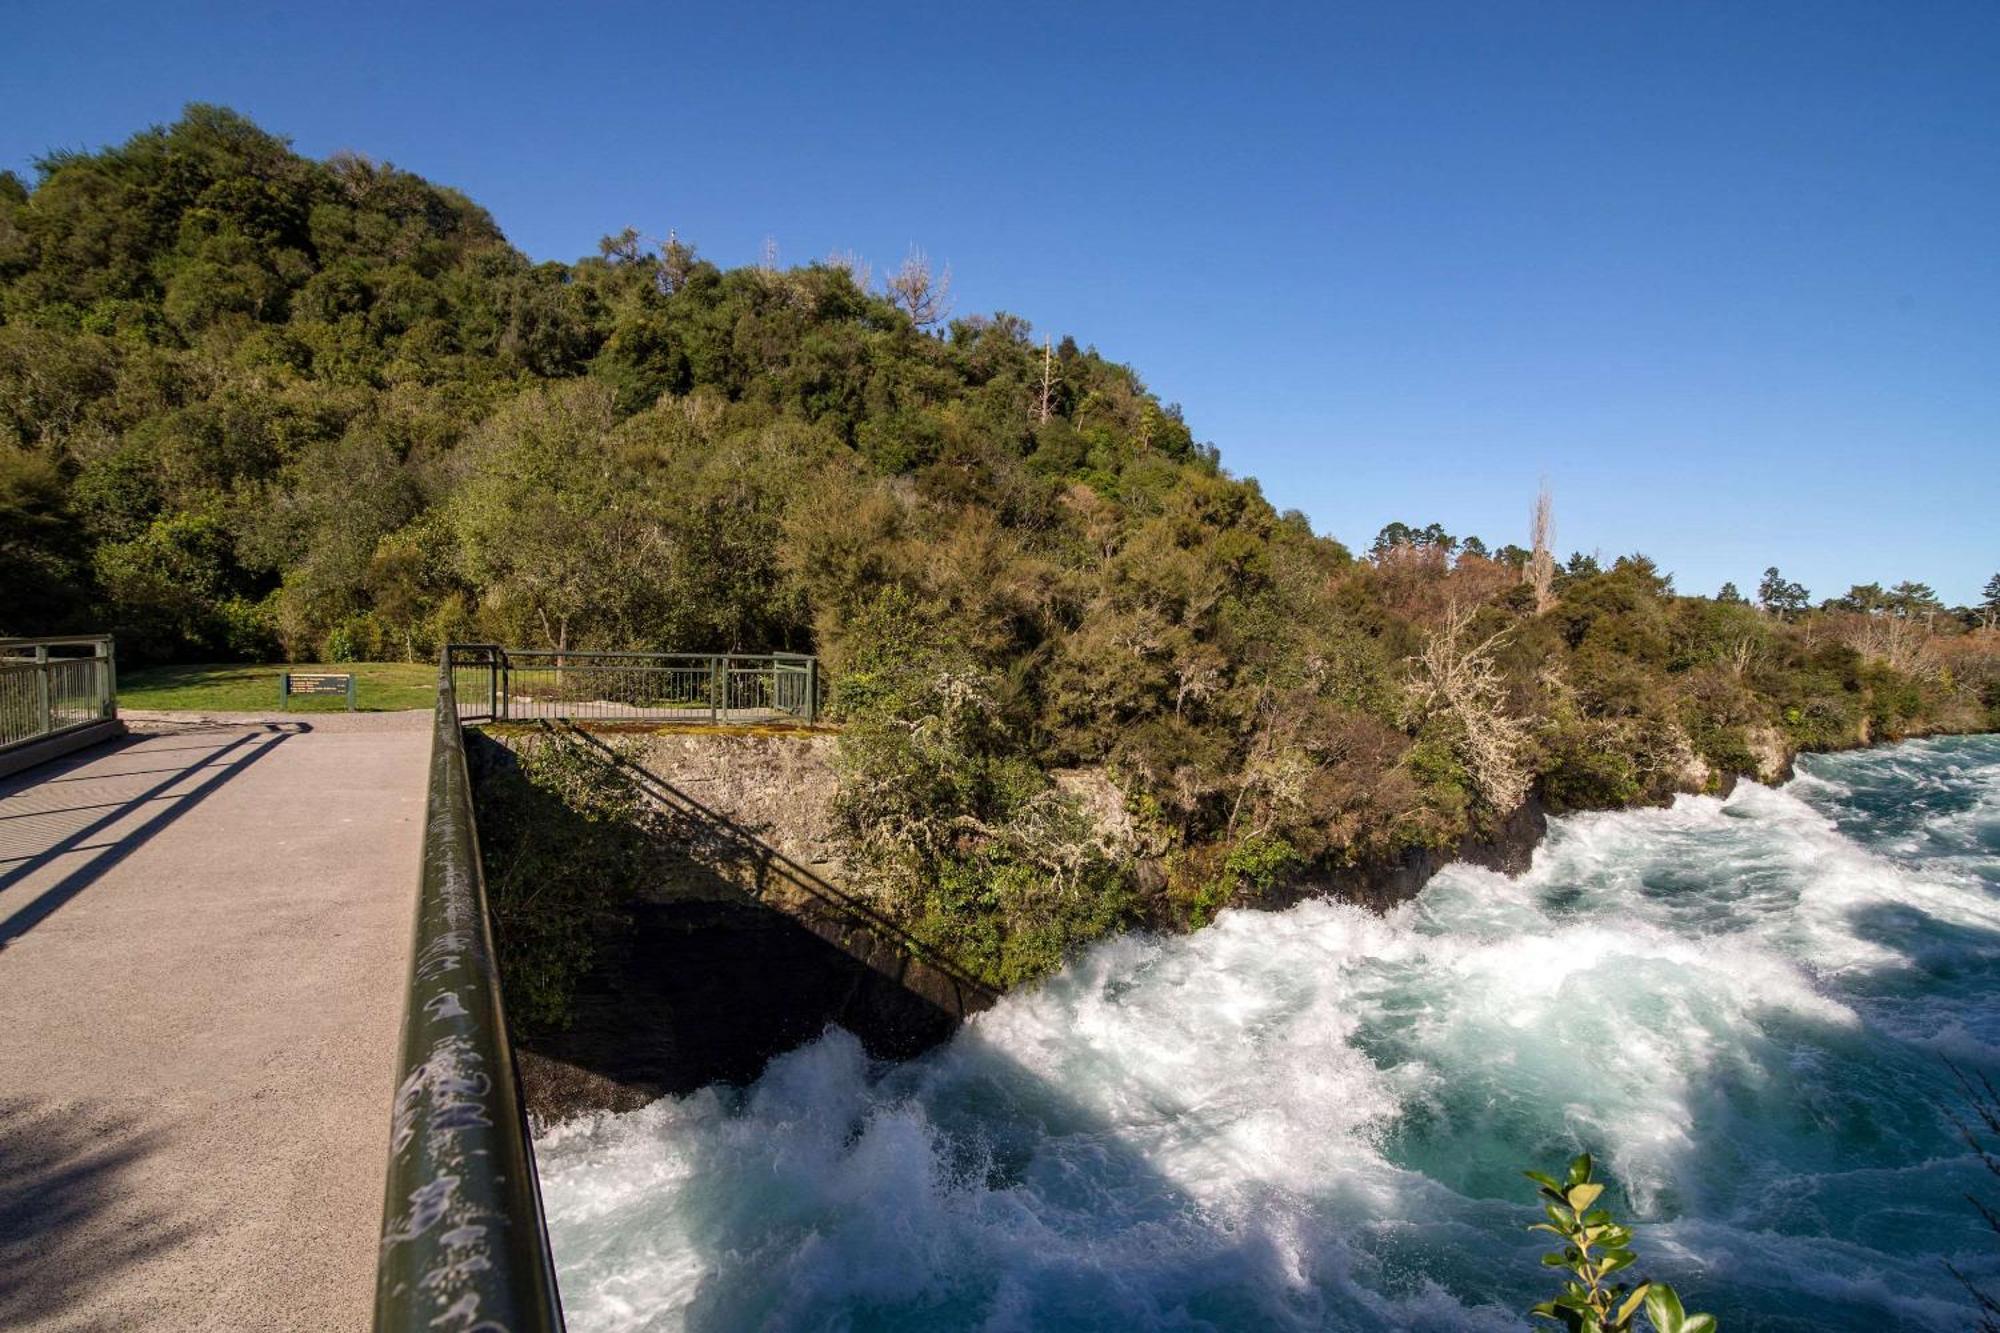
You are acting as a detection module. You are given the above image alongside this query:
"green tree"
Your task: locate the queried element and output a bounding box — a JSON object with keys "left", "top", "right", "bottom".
{"left": 0, "top": 443, "right": 86, "bottom": 631}
{"left": 93, "top": 508, "right": 269, "bottom": 658}
{"left": 1886, "top": 580, "right": 1942, "bottom": 621}
{"left": 1757, "top": 566, "right": 1809, "bottom": 618}
{"left": 1370, "top": 520, "right": 1416, "bottom": 557}
{"left": 450, "top": 382, "right": 650, "bottom": 654}
{"left": 1829, "top": 582, "right": 1887, "bottom": 613}
{"left": 1417, "top": 521, "right": 1456, "bottom": 552}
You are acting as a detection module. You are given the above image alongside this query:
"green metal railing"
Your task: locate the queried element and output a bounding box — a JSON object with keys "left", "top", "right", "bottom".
{"left": 375, "top": 655, "right": 564, "bottom": 1332}
{"left": 378, "top": 642, "right": 825, "bottom": 1329}
{"left": 445, "top": 645, "right": 820, "bottom": 725}
{"left": 0, "top": 635, "right": 116, "bottom": 752}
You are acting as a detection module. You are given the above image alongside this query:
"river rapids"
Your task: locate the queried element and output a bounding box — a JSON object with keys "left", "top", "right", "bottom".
{"left": 536, "top": 734, "right": 2000, "bottom": 1331}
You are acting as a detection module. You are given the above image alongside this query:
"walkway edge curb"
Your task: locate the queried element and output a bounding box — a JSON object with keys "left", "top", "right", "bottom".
{"left": 0, "top": 720, "right": 127, "bottom": 780}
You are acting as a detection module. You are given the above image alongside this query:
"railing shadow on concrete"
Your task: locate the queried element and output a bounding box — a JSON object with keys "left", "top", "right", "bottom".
{"left": 0, "top": 1097, "right": 197, "bottom": 1328}
{"left": 0, "top": 726, "right": 297, "bottom": 950}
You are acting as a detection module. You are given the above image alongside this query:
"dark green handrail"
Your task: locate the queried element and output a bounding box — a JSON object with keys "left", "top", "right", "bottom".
{"left": 444, "top": 644, "right": 820, "bottom": 725}
{"left": 374, "top": 656, "right": 564, "bottom": 1331}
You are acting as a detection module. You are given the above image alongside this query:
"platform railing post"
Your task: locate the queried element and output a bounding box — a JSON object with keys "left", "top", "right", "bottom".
{"left": 34, "top": 646, "right": 50, "bottom": 739}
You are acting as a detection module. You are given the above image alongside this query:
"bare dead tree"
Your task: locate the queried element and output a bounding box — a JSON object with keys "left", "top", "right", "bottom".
{"left": 1728, "top": 637, "right": 1756, "bottom": 678}
{"left": 1841, "top": 612, "right": 1941, "bottom": 681}
{"left": 1405, "top": 604, "right": 1533, "bottom": 814}
{"left": 826, "top": 248, "right": 872, "bottom": 291}
{"left": 1530, "top": 483, "right": 1557, "bottom": 614}
{"left": 1173, "top": 654, "right": 1223, "bottom": 718}
{"left": 1036, "top": 337, "right": 1058, "bottom": 423}
{"left": 887, "top": 245, "right": 953, "bottom": 328}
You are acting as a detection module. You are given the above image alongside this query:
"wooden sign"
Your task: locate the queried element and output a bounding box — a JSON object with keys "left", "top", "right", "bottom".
{"left": 280, "top": 671, "right": 357, "bottom": 710}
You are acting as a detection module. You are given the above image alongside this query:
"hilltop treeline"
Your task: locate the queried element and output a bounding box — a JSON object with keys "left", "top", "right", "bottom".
{"left": 5, "top": 108, "right": 1995, "bottom": 987}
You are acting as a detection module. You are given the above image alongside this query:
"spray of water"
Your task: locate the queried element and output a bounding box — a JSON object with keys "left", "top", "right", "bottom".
{"left": 537, "top": 735, "right": 2000, "bottom": 1331}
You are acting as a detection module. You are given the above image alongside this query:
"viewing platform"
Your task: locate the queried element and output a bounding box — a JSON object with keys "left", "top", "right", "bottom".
{"left": 0, "top": 711, "right": 429, "bottom": 1332}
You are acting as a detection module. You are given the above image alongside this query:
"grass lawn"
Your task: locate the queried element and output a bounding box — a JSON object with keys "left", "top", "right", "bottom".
{"left": 118, "top": 661, "right": 438, "bottom": 713}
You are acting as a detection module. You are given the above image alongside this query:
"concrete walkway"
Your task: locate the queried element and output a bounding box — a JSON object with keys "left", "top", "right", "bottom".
{"left": 0, "top": 713, "right": 430, "bottom": 1332}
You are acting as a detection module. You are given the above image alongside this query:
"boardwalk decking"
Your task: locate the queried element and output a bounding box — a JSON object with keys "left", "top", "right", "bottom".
{"left": 0, "top": 715, "right": 429, "bottom": 1332}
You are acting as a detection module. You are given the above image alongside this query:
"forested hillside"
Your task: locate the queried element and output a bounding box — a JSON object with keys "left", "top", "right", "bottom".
{"left": 5, "top": 108, "right": 1996, "bottom": 987}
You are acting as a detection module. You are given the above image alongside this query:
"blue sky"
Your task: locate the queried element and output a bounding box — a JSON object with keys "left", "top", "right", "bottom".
{"left": 6, "top": 1, "right": 1995, "bottom": 602}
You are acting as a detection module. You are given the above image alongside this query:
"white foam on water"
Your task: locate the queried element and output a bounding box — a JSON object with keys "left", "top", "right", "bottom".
{"left": 536, "top": 736, "right": 2000, "bottom": 1331}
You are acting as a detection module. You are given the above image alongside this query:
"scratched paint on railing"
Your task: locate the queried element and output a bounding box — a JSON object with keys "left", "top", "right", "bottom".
{"left": 375, "top": 661, "right": 562, "bottom": 1332}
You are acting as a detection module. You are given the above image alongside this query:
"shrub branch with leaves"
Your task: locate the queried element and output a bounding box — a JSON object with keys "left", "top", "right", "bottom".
{"left": 1944, "top": 1059, "right": 2000, "bottom": 1329}
{"left": 1525, "top": 1153, "right": 1716, "bottom": 1333}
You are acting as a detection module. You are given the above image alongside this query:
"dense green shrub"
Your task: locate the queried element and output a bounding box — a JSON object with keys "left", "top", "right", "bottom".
{"left": 1540, "top": 728, "right": 1644, "bottom": 812}
{"left": 470, "top": 732, "right": 655, "bottom": 1033}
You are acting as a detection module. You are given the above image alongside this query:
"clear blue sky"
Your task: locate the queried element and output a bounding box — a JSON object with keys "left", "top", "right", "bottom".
{"left": 6, "top": 1, "right": 1995, "bottom": 602}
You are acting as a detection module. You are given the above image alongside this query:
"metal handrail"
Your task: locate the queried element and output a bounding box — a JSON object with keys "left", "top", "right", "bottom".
{"left": 0, "top": 634, "right": 120, "bottom": 650}
{"left": 0, "top": 634, "right": 116, "bottom": 752}
{"left": 480, "top": 648, "right": 747, "bottom": 661}
{"left": 446, "top": 645, "right": 820, "bottom": 725}
{"left": 374, "top": 655, "right": 564, "bottom": 1332}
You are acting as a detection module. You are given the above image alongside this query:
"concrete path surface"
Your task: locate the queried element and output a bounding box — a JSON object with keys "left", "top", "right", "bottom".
{"left": 0, "top": 713, "right": 430, "bottom": 1331}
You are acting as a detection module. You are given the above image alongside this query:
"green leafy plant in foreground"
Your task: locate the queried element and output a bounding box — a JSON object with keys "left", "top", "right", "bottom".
{"left": 1525, "top": 1153, "right": 1716, "bottom": 1333}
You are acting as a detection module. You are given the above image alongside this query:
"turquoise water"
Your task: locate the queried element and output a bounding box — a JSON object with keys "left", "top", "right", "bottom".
{"left": 537, "top": 734, "right": 2000, "bottom": 1331}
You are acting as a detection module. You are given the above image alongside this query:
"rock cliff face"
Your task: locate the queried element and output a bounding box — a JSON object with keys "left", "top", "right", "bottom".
{"left": 1745, "top": 723, "right": 1796, "bottom": 785}
{"left": 473, "top": 729, "right": 993, "bottom": 1123}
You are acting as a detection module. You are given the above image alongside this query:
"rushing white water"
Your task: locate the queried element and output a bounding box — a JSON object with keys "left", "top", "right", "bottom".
{"left": 537, "top": 734, "right": 2000, "bottom": 1331}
